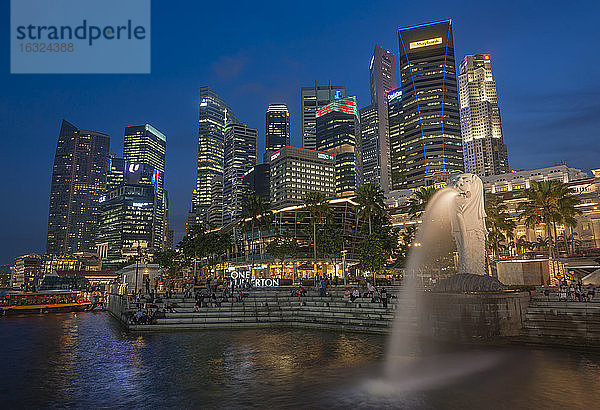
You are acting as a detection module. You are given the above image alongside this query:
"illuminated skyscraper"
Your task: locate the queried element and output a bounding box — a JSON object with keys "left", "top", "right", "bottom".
{"left": 358, "top": 104, "right": 378, "bottom": 187}
{"left": 46, "top": 120, "right": 110, "bottom": 255}
{"left": 301, "top": 81, "right": 345, "bottom": 150}
{"left": 367, "top": 45, "right": 397, "bottom": 192}
{"left": 98, "top": 162, "right": 158, "bottom": 268}
{"left": 123, "top": 124, "right": 167, "bottom": 250}
{"left": 316, "top": 96, "right": 360, "bottom": 196}
{"left": 265, "top": 104, "right": 290, "bottom": 154}
{"left": 398, "top": 19, "right": 463, "bottom": 188}
{"left": 459, "top": 54, "right": 509, "bottom": 176}
{"left": 387, "top": 88, "right": 405, "bottom": 190}
{"left": 193, "top": 87, "right": 239, "bottom": 225}
{"left": 223, "top": 122, "right": 257, "bottom": 225}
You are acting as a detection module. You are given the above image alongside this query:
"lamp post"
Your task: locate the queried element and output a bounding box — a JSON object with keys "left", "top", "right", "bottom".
{"left": 341, "top": 249, "right": 347, "bottom": 286}
{"left": 134, "top": 242, "right": 141, "bottom": 295}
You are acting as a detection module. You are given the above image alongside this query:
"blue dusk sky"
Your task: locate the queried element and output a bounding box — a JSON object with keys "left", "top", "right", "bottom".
{"left": 0, "top": 0, "right": 599, "bottom": 265}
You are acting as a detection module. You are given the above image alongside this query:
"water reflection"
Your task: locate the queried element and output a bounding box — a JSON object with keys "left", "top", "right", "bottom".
{"left": 1, "top": 312, "right": 599, "bottom": 408}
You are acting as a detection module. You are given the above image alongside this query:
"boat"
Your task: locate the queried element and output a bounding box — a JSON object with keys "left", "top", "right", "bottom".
{"left": 0, "top": 290, "right": 95, "bottom": 315}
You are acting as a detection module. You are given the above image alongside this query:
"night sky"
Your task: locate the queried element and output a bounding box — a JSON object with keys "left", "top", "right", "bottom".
{"left": 1, "top": 0, "right": 599, "bottom": 265}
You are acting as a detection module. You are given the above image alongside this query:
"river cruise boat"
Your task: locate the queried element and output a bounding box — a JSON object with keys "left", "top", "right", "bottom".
{"left": 0, "top": 290, "right": 94, "bottom": 314}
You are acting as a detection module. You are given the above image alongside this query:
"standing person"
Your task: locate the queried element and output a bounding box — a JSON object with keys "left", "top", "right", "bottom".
{"left": 145, "top": 278, "right": 150, "bottom": 295}
{"left": 206, "top": 276, "right": 212, "bottom": 293}
{"left": 381, "top": 287, "right": 388, "bottom": 308}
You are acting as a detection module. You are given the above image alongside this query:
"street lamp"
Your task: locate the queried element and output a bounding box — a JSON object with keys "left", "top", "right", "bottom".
{"left": 341, "top": 249, "right": 348, "bottom": 286}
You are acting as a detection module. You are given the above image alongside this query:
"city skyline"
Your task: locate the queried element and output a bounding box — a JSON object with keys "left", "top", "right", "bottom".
{"left": 1, "top": 1, "right": 599, "bottom": 265}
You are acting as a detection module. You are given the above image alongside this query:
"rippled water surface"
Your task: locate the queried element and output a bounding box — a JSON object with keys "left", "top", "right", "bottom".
{"left": 1, "top": 312, "right": 599, "bottom": 408}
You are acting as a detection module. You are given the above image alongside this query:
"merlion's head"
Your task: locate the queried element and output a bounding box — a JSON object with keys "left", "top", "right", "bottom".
{"left": 448, "top": 173, "right": 486, "bottom": 220}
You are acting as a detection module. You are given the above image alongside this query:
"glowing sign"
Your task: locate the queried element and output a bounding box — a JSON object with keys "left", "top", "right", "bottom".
{"left": 387, "top": 90, "right": 402, "bottom": 101}
{"left": 318, "top": 153, "right": 334, "bottom": 161}
{"left": 270, "top": 151, "right": 281, "bottom": 162}
{"left": 484, "top": 54, "right": 490, "bottom": 60}
{"left": 128, "top": 163, "right": 140, "bottom": 173}
{"left": 409, "top": 37, "right": 442, "bottom": 49}
{"left": 200, "top": 98, "right": 207, "bottom": 107}
{"left": 132, "top": 202, "right": 151, "bottom": 207}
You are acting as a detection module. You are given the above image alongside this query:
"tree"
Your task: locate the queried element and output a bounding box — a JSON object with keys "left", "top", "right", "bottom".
{"left": 241, "top": 194, "right": 271, "bottom": 267}
{"left": 518, "top": 180, "right": 581, "bottom": 259}
{"left": 266, "top": 232, "right": 299, "bottom": 279}
{"left": 153, "top": 249, "right": 179, "bottom": 277}
{"left": 359, "top": 223, "right": 398, "bottom": 285}
{"left": 355, "top": 183, "right": 386, "bottom": 234}
{"left": 303, "top": 192, "right": 332, "bottom": 275}
{"left": 407, "top": 187, "right": 437, "bottom": 219}
{"left": 484, "top": 192, "right": 516, "bottom": 257}
{"left": 317, "top": 222, "right": 343, "bottom": 265}
{"left": 178, "top": 223, "right": 209, "bottom": 278}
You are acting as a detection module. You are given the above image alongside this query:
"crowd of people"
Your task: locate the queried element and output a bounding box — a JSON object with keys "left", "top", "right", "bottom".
{"left": 558, "top": 280, "right": 596, "bottom": 302}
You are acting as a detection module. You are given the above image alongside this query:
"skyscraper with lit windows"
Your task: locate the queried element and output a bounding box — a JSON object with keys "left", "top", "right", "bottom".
{"left": 367, "top": 45, "right": 397, "bottom": 192}
{"left": 301, "top": 81, "right": 345, "bottom": 150}
{"left": 46, "top": 120, "right": 110, "bottom": 255}
{"left": 192, "top": 87, "right": 239, "bottom": 226}
{"left": 123, "top": 124, "right": 167, "bottom": 250}
{"left": 223, "top": 122, "right": 257, "bottom": 225}
{"left": 459, "top": 54, "right": 509, "bottom": 176}
{"left": 398, "top": 19, "right": 463, "bottom": 188}
{"left": 265, "top": 104, "right": 290, "bottom": 155}
{"left": 316, "top": 96, "right": 360, "bottom": 196}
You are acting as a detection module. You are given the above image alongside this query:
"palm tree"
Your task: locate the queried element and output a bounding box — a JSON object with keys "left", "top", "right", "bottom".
{"left": 241, "top": 194, "right": 271, "bottom": 270}
{"left": 303, "top": 192, "right": 331, "bottom": 276}
{"left": 407, "top": 186, "right": 437, "bottom": 219}
{"left": 484, "top": 193, "right": 516, "bottom": 257}
{"left": 518, "top": 180, "right": 580, "bottom": 260}
{"left": 355, "top": 183, "right": 386, "bottom": 234}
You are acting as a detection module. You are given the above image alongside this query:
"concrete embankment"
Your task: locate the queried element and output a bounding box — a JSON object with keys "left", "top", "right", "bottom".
{"left": 108, "top": 289, "right": 395, "bottom": 334}
{"left": 522, "top": 293, "right": 600, "bottom": 348}
{"left": 107, "top": 288, "right": 531, "bottom": 339}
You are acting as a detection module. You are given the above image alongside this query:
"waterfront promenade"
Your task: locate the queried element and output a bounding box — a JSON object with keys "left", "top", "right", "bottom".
{"left": 107, "top": 286, "right": 600, "bottom": 348}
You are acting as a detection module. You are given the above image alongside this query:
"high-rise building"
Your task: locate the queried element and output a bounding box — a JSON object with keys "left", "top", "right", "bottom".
{"left": 98, "top": 162, "right": 158, "bottom": 268}
{"left": 398, "top": 19, "right": 463, "bottom": 188}
{"left": 123, "top": 124, "right": 167, "bottom": 250}
{"left": 193, "top": 87, "right": 239, "bottom": 224}
{"left": 223, "top": 122, "right": 257, "bottom": 225}
{"left": 301, "top": 81, "right": 345, "bottom": 150}
{"left": 459, "top": 54, "right": 509, "bottom": 176}
{"left": 387, "top": 89, "right": 405, "bottom": 190}
{"left": 265, "top": 104, "right": 290, "bottom": 154}
{"left": 317, "top": 96, "right": 362, "bottom": 196}
{"left": 243, "top": 164, "right": 270, "bottom": 202}
{"left": 46, "top": 120, "right": 110, "bottom": 255}
{"left": 268, "top": 146, "right": 336, "bottom": 209}
{"left": 316, "top": 96, "right": 361, "bottom": 196}
{"left": 207, "top": 176, "right": 224, "bottom": 228}
{"left": 358, "top": 104, "right": 378, "bottom": 187}
{"left": 367, "top": 45, "right": 397, "bottom": 192}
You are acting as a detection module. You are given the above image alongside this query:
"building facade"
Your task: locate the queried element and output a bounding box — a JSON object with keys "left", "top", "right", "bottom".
{"left": 265, "top": 104, "right": 290, "bottom": 155}
{"left": 223, "top": 122, "right": 257, "bottom": 225}
{"left": 397, "top": 19, "right": 463, "bottom": 188}
{"left": 316, "top": 96, "right": 361, "bottom": 196}
{"left": 387, "top": 88, "right": 405, "bottom": 190}
{"left": 98, "top": 162, "right": 159, "bottom": 268}
{"left": 459, "top": 54, "right": 509, "bottom": 176}
{"left": 193, "top": 87, "right": 239, "bottom": 224}
{"left": 268, "top": 146, "right": 336, "bottom": 209}
{"left": 301, "top": 82, "right": 345, "bottom": 150}
{"left": 13, "top": 254, "right": 42, "bottom": 289}
{"left": 242, "top": 163, "right": 270, "bottom": 202}
{"left": 46, "top": 120, "right": 110, "bottom": 255}
{"left": 123, "top": 124, "right": 167, "bottom": 251}
{"left": 358, "top": 104, "right": 378, "bottom": 188}
{"left": 368, "top": 45, "right": 397, "bottom": 192}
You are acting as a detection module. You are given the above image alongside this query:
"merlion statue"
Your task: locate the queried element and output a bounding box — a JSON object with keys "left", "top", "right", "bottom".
{"left": 448, "top": 173, "right": 487, "bottom": 275}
